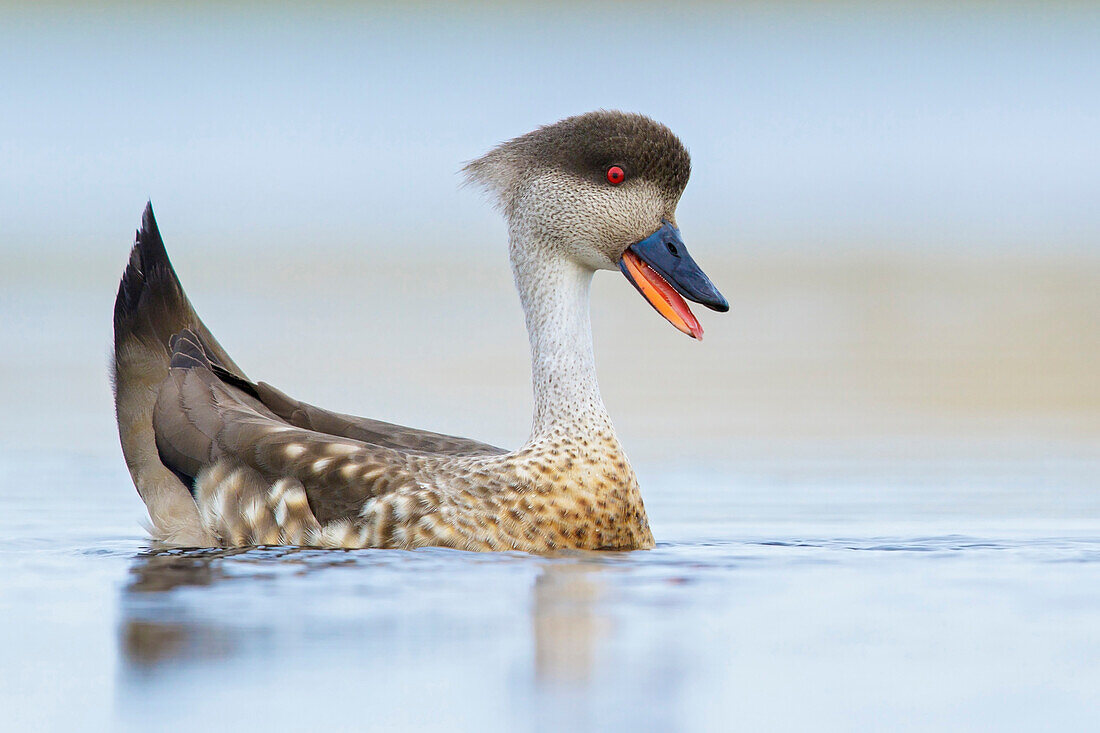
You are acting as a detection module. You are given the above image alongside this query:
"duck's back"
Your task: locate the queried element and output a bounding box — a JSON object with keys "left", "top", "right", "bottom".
{"left": 112, "top": 205, "right": 496, "bottom": 544}
{"left": 112, "top": 205, "right": 654, "bottom": 551}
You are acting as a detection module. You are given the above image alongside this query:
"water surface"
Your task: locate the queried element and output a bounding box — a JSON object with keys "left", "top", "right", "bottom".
{"left": 2, "top": 448, "right": 1097, "bottom": 732}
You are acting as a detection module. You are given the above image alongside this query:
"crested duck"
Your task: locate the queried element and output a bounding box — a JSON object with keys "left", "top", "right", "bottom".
{"left": 112, "top": 111, "right": 728, "bottom": 551}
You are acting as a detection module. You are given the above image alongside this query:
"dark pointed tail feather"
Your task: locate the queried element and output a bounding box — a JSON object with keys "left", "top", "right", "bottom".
{"left": 111, "top": 202, "right": 244, "bottom": 545}
{"left": 113, "top": 202, "right": 246, "bottom": 383}
{"left": 115, "top": 204, "right": 169, "bottom": 327}
{"left": 113, "top": 204, "right": 236, "bottom": 373}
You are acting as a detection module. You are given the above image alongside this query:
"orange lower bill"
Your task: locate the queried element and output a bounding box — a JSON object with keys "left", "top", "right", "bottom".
{"left": 620, "top": 249, "right": 704, "bottom": 340}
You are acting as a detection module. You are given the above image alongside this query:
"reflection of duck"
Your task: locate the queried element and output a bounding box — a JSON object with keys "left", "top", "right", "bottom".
{"left": 120, "top": 548, "right": 355, "bottom": 667}
{"left": 120, "top": 549, "right": 607, "bottom": 681}
{"left": 121, "top": 551, "right": 225, "bottom": 667}
{"left": 112, "top": 111, "right": 727, "bottom": 551}
{"left": 533, "top": 563, "right": 604, "bottom": 684}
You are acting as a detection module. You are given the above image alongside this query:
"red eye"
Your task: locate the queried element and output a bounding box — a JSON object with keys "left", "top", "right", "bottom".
{"left": 606, "top": 165, "right": 625, "bottom": 185}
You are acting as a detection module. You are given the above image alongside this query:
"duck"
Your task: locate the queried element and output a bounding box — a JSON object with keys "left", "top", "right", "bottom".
{"left": 112, "top": 111, "right": 729, "bottom": 552}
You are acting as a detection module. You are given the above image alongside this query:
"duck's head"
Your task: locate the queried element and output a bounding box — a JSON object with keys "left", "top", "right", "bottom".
{"left": 465, "top": 110, "right": 728, "bottom": 340}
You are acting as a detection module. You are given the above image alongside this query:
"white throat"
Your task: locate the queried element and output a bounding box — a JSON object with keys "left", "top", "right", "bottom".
{"left": 510, "top": 230, "right": 615, "bottom": 443}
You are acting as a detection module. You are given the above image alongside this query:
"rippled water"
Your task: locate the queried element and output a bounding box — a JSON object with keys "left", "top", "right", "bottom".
{"left": 3, "top": 449, "right": 1098, "bottom": 732}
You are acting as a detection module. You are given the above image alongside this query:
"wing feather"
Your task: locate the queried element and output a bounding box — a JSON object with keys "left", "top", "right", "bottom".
{"left": 153, "top": 337, "right": 427, "bottom": 523}
{"left": 253, "top": 381, "right": 506, "bottom": 456}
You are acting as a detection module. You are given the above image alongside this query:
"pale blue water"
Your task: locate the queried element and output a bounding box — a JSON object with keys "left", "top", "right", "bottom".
{"left": 2, "top": 448, "right": 1098, "bottom": 731}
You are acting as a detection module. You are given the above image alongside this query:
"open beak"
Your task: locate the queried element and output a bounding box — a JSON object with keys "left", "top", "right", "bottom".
{"left": 618, "top": 220, "right": 729, "bottom": 340}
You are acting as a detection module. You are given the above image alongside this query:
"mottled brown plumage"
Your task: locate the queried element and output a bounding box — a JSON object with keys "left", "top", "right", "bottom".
{"left": 112, "top": 111, "right": 714, "bottom": 552}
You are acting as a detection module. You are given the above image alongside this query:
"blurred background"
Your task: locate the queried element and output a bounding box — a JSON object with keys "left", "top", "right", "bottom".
{"left": 1, "top": 1, "right": 1096, "bottom": 465}
{"left": 1, "top": 3, "right": 1099, "bottom": 730}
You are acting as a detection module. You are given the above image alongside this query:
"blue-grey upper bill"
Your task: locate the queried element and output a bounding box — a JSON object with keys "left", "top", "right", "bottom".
{"left": 621, "top": 221, "right": 729, "bottom": 312}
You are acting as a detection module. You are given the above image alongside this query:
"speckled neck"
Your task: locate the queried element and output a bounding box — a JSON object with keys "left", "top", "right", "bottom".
{"left": 510, "top": 232, "right": 615, "bottom": 444}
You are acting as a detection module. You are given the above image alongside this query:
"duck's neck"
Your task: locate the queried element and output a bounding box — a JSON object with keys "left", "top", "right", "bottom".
{"left": 510, "top": 234, "right": 615, "bottom": 445}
